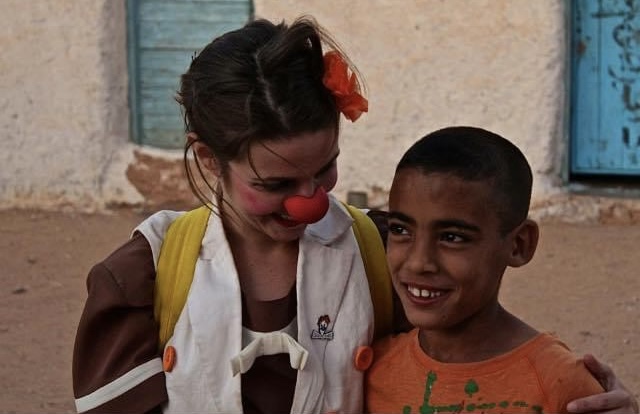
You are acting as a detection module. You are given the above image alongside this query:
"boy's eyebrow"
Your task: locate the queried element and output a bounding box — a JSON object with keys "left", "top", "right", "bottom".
{"left": 256, "top": 151, "right": 340, "bottom": 182}
{"left": 434, "top": 219, "right": 481, "bottom": 233}
{"left": 387, "top": 211, "right": 415, "bottom": 224}
{"left": 388, "top": 212, "right": 481, "bottom": 232}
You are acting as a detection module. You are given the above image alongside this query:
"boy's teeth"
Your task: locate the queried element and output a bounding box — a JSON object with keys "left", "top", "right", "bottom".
{"left": 408, "top": 286, "right": 443, "bottom": 299}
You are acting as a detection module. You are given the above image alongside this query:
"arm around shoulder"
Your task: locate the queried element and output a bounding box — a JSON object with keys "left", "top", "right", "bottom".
{"left": 72, "top": 233, "right": 167, "bottom": 414}
{"left": 566, "top": 354, "right": 638, "bottom": 414}
{"left": 530, "top": 336, "right": 611, "bottom": 414}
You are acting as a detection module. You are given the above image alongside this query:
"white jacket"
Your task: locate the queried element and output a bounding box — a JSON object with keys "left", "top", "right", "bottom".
{"left": 136, "top": 196, "right": 374, "bottom": 413}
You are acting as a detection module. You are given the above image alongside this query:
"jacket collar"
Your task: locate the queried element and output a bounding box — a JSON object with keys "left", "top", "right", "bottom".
{"left": 304, "top": 194, "right": 354, "bottom": 245}
{"left": 201, "top": 194, "right": 354, "bottom": 259}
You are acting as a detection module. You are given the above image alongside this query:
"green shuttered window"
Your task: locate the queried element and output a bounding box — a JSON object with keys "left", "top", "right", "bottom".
{"left": 127, "top": 0, "right": 252, "bottom": 149}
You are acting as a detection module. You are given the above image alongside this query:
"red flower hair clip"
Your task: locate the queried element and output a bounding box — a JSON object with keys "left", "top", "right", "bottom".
{"left": 322, "top": 51, "right": 369, "bottom": 122}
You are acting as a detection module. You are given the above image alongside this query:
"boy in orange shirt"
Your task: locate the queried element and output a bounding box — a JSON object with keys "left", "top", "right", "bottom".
{"left": 365, "top": 126, "right": 606, "bottom": 414}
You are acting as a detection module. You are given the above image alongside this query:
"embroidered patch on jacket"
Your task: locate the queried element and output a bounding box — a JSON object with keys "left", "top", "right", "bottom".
{"left": 311, "top": 314, "right": 334, "bottom": 340}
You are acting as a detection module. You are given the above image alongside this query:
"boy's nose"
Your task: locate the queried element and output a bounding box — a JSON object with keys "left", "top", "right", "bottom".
{"left": 406, "top": 240, "right": 438, "bottom": 274}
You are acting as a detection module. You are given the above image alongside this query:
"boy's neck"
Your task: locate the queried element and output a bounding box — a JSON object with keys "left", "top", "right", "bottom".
{"left": 417, "top": 305, "right": 538, "bottom": 363}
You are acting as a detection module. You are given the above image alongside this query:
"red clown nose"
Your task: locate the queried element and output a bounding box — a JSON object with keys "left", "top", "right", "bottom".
{"left": 283, "top": 186, "right": 329, "bottom": 224}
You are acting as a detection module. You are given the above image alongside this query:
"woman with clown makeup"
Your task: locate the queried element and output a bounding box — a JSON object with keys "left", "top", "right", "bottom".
{"left": 71, "top": 16, "right": 637, "bottom": 414}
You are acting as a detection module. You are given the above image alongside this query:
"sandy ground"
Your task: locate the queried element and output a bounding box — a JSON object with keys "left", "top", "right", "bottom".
{"left": 0, "top": 208, "right": 638, "bottom": 413}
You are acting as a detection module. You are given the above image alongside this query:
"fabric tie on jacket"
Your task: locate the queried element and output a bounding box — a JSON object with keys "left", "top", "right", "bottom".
{"left": 230, "top": 330, "right": 309, "bottom": 376}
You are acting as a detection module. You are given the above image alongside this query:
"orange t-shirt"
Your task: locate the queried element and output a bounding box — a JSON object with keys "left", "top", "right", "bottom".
{"left": 365, "top": 330, "right": 604, "bottom": 414}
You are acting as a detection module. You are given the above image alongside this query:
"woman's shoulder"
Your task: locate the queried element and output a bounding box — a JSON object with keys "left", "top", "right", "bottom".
{"left": 86, "top": 232, "right": 155, "bottom": 306}
{"left": 100, "top": 231, "right": 153, "bottom": 272}
{"left": 135, "top": 210, "right": 185, "bottom": 245}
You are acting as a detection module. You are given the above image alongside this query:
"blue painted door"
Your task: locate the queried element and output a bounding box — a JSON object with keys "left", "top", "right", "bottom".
{"left": 571, "top": 0, "right": 640, "bottom": 175}
{"left": 127, "top": 0, "right": 252, "bottom": 149}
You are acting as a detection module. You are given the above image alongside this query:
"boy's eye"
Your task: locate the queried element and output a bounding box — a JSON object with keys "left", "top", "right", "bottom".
{"left": 388, "top": 222, "right": 410, "bottom": 236}
{"left": 439, "top": 232, "right": 467, "bottom": 243}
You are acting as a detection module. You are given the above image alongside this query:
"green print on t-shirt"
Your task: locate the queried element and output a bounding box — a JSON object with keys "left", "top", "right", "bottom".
{"left": 401, "top": 371, "right": 544, "bottom": 414}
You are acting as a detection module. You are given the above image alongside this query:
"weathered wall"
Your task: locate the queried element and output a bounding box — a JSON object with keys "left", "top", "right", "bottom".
{"left": 255, "top": 0, "right": 568, "bottom": 205}
{"left": 254, "top": 1, "right": 640, "bottom": 222}
{"left": 1, "top": 0, "right": 639, "bottom": 222}
{"left": 0, "top": 0, "right": 141, "bottom": 211}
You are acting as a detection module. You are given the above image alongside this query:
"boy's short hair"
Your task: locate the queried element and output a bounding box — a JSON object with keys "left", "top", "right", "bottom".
{"left": 396, "top": 126, "right": 533, "bottom": 234}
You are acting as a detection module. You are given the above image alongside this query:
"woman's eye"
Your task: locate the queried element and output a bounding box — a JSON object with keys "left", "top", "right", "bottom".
{"left": 254, "top": 181, "right": 294, "bottom": 192}
{"left": 316, "top": 159, "right": 337, "bottom": 177}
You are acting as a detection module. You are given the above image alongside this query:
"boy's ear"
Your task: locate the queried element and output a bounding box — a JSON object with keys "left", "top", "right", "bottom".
{"left": 188, "top": 133, "right": 221, "bottom": 177}
{"left": 507, "top": 219, "right": 539, "bottom": 268}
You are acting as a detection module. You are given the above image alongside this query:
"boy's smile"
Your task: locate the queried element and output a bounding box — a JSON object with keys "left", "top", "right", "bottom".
{"left": 387, "top": 169, "right": 515, "bottom": 336}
